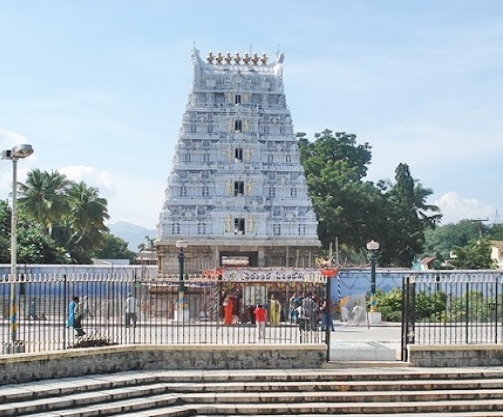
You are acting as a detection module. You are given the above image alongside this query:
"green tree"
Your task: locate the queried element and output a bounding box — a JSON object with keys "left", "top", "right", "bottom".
{"left": 17, "top": 169, "right": 70, "bottom": 237}
{"left": 298, "top": 130, "right": 384, "bottom": 250}
{"left": 415, "top": 290, "right": 447, "bottom": 321}
{"left": 449, "top": 290, "right": 490, "bottom": 322}
{"left": 488, "top": 223, "right": 503, "bottom": 241}
{"left": 451, "top": 238, "right": 496, "bottom": 270}
{"left": 0, "top": 202, "right": 68, "bottom": 264}
{"left": 17, "top": 169, "right": 111, "bottom": 264}
{"left": 375, "top": 287, "right": 403, "bottom": 321}
{"left": 65, "top": 182, "right": 110, "bottom": 263}
{"left": 0, "top": 200, "right": 11, "bottom": 262}
{"left": 379, "top": 163, "right": 442, "bottom": 267}
{"left": 423, "top": 220, "right": 482, "bottom": 260}
{"left": 17, "top": 217, "right": 68, "bottom": 264}
{"left": 92, "top": 233, "right": 135, "bottom": 261}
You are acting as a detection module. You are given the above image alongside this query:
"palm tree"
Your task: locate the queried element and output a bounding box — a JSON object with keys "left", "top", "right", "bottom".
{"left": 66, "top": 182, "right": 110, "bottom": 262}
{"left": 17, "top": 169, "right": 71, "bottom": 237}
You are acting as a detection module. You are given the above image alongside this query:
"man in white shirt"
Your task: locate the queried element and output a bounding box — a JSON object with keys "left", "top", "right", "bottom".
{"left": 125, "top": 293, "right": 138, "bottom": 328}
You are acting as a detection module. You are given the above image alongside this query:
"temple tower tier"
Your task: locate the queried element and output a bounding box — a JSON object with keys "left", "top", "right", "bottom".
{"left": 156, "top": 49, "right": 321, "bottom": 275}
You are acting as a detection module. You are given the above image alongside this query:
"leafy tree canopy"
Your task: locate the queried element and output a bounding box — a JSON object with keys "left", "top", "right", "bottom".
{"left": 91, "top": 233, "right": 135, "bottom": 261}
{"left": 298, "top": 130, "right": 442, "bottom": 267}
{"left": 450, "top": 238, "right": 496, "bottom": 270}
{"left": 0, "top": 170, "right": 127, "bottom": 264}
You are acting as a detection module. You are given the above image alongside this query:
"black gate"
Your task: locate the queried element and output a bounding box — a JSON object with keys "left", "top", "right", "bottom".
{"left": 401, "top": 271, "right": 503, "bottom": 361}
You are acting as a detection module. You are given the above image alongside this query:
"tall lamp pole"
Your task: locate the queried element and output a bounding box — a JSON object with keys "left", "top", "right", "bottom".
{"left": 2, "top": 144, "right": 34, "bottom": 344}
{"left": 176, "top": 239, "right": 188, "bottom": 322}
{"left": 366, "top": 240, "right": 380, "bottom": 324}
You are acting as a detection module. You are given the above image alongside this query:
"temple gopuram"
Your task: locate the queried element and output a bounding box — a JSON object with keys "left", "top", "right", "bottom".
{"left": 155, "top": 49, "right": 322, "bottom": 276}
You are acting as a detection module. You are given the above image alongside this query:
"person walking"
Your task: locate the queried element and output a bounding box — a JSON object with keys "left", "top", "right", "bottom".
{"left": 320, "top": 299, "right": 335, "bottom": 331}
{"left": 67, "top": 296, "right": 77, "bottom": 330}
{"left": 73, "top": 297, "right": 86, "bottom": 337}
{"left": 253, "top": 304, "right": 267, "bottom": 342}
{"left": 67, "top": 296, "right": 85, "bottom": 336}
{"left": 125, "top": 293, "right": 138, "bottom": 328}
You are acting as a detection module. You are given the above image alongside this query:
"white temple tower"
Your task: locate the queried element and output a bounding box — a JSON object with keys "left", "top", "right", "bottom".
{"left": 155, "top": 49, "right": 321, "bottom": 275}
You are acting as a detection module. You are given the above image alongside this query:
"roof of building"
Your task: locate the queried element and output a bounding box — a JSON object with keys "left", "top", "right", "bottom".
{"left": 490, "top": 240, "right": 503, "bottom": 252}
{"left": 421, "top": 256, "right": 436, "bottom": 266}
{"left": 91, "top": 259, "right": 131, "bottom": 266}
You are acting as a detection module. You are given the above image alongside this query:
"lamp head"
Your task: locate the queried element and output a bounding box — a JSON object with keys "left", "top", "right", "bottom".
{"left": 176, "top": 239, "right": 188, "bottom": 249}
{"left": 366, "top": 240, "right": 380, "bottom": 251}
{"left": 2, "top": 144, "right": 34, "bottom": 160}
{"left": 12, "top": 144, "right": 34, "bottom": 159}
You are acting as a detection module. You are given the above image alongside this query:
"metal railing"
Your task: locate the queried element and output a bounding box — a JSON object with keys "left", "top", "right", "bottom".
{"left": 1, "top": 272, "right": 328, "bottom": 354}
{"left": 401, "top": 271, "right": 503, "bottom": 360}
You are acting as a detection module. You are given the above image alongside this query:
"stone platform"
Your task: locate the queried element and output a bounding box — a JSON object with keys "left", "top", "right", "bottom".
{"left": 330, "top": 341, "right": 397, "bottom": 361}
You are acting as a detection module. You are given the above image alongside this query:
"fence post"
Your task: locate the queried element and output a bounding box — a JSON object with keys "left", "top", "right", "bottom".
{"left": 465, "top": 281, "right": 470, "bottom": 344}
{"left": 325, "top": 274, "right": 332, "bottom": 362}
{"left": 63, "top": 274, "right": 67, "bottom": 350}
{"left": 401, "top": 275, "right": 416, "bottom": 362}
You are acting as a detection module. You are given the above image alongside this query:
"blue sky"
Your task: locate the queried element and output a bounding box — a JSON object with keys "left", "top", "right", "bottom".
{"left": 0, "top": 1, "right": 502, "bottom": 230}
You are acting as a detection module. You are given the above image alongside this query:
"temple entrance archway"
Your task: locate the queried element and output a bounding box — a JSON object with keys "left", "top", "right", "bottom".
{"left": 220, "top": 251, "right": 259, "bottom": 268}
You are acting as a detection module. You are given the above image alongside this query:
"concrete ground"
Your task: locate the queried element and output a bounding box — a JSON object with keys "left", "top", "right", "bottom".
{"left": 329, "top": 322, "right": 402, "bottom": 362}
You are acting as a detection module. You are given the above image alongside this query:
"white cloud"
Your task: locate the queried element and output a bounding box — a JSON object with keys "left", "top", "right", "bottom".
{"left": 0, "top": 127, "right": 30, "bottom": 148}
{"left": 435, "top": 192, "right": 497, "bottom": 225}
{"left": 59, "top": 166, "right": 115, "bottom": 195}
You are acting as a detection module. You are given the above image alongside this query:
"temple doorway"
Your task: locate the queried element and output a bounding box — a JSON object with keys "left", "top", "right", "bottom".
{"left": 220, "top": 251, "right": 258, "bottom": 268}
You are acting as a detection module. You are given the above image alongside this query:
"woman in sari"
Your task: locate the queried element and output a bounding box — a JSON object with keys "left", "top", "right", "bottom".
{"left": 223, "top": 295, "right": 234, "bottom": 325}
{"left": 269, "top": 294, "right": 281, "bottom": 326}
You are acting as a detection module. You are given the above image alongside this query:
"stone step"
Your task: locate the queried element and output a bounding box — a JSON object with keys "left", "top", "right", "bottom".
{"left": 122, "top": 413, "right": 503, "bottom": 417}
{"left": 4, "top": 375, "right": 503, "bottom": 403}
{"left": 5, "top": 366, "right": 503, "bottom": 402}
{"left": 4, "top": 387, "right": 503, "bottom": 416}
{"left": 20, "top": 398, "right": 503, "bottom": 416}
{"left": 4, "top": 375, "right": 503, "bottom": 404}
{"left": 165, "top": 378, "right": 503, "bottom": 393}
{"left": 4, "top": 369, "right": 503, "bottom": 416}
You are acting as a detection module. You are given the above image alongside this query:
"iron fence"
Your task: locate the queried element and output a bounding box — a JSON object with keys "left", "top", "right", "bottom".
{"left": 401, "top": 271, "right": 503, "bottom": 360}
{"left": 0, "top": 272, "right": 330, "bottom": 354}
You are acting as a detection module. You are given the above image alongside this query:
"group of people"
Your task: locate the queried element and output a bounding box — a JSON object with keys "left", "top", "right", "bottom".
{"left": 65, "top": 290, "right": 333, "bottom": 338}
{"left": 250, "top": 292, "right": 334, "bottom": 342}
{"left": 289, "top": 292, "right": 335, "bottom": 332}
{"left": 221, "top": 292, "right": 282, "bottom": 326}
{"left": 66, "top": 293, "right": 138, "bottom": 337}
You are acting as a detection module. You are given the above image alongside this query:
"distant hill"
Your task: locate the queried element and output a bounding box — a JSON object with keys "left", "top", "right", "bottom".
{"left": 108, "top": 221, "right": 156, "bottom": 252}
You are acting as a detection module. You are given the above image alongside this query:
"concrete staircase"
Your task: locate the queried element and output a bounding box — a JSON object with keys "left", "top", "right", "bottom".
{"left": 2, "top": 367, "right": 503, "bottom": 416}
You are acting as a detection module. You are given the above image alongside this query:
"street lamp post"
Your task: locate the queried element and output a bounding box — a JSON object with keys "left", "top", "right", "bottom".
{"left": 366, "top": 239, "right": 381, "bottom": 325}
{"left": 2, "top": 144, "right": 34, "bottom": 347}
{"left": 175, "top": 239, "right": 188, "bottom": 323}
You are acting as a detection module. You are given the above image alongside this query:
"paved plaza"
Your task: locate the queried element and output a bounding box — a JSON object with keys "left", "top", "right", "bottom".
{"left": 329, "top": 322, "right": 402, "bottom": 361}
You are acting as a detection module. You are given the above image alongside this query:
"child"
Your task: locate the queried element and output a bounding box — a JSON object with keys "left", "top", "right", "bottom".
{"left": 253, "top": 304, "right": 267, "bottom": 342}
